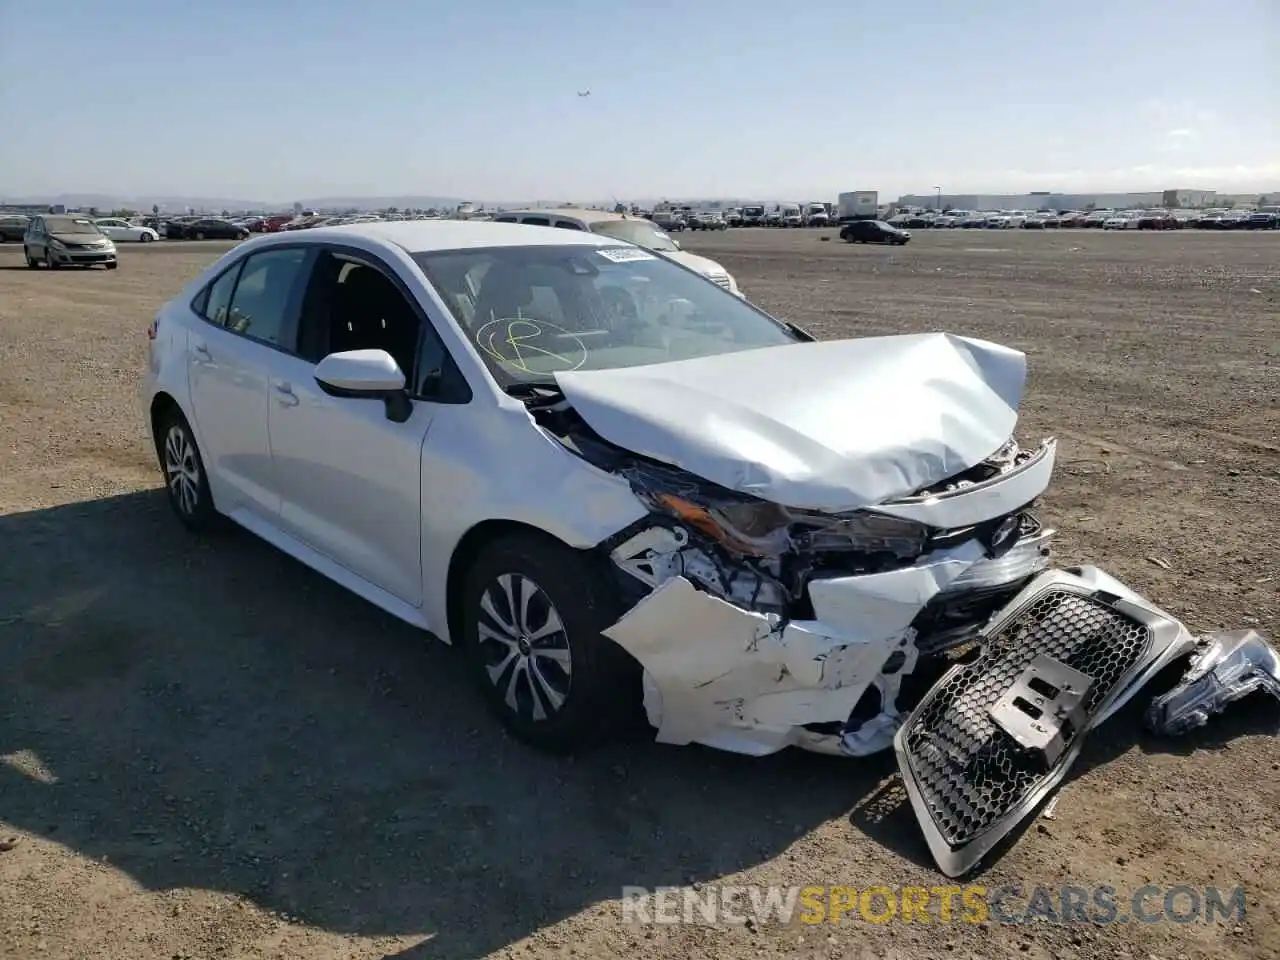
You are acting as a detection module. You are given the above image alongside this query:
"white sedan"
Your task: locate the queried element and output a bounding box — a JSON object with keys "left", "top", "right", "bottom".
{"left": 95, "top": 218, "right": 159, "bottom": 242}
{"left": 143, "top": 220, "right": 1238, "bottom": 876}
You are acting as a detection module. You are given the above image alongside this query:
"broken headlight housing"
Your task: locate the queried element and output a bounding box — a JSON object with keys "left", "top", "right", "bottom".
{"left": 629, "top": 467, "right": 931, "bottom": 562}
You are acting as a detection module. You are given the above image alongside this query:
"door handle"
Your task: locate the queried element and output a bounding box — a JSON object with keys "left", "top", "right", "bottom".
{"left": 273, "top": 382, "right": 299, "bottom": 406}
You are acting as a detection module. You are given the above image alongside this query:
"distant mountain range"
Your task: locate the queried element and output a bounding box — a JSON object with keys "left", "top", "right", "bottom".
{"left": 1, "top": 192, "right": 792, "bottom": 213}
{"left": 0, "top": 193, "right": 474, "bottom": 213}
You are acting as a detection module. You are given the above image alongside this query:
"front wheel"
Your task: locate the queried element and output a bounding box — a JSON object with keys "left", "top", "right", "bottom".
{"left": 156, "top": 410, "right": 218, "bottom": 532}
{"left": 195, "top": 231, "right": 206, "bottom": 240}
{"left": 461, "top": 532, "right": 639, "bottom": 753}
{"left": 24, "top": 246, "right": 38, "bottom": 268}
{"left": 140, "top": 232, "right": 154, "bottom": 243}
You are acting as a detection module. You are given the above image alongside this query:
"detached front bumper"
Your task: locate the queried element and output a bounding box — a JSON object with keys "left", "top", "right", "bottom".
{"left": 605, "top": 559, "right": 1229, "bottom": 878}
{"left": 604, "top": 526, "right": 1056, "bottom": 759}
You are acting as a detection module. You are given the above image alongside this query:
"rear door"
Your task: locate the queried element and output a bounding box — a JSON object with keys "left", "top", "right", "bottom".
{"left": 185, "top": 246, "right": 312, "bottom": 521}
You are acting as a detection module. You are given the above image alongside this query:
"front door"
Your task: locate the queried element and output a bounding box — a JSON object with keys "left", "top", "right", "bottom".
{"left": 266, "top": 248, "right": 432, "bottom": 606}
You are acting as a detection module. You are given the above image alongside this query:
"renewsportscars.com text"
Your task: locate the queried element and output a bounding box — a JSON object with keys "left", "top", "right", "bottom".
{"left": 621, "top": 884, "right": 1246, "bottom": 926}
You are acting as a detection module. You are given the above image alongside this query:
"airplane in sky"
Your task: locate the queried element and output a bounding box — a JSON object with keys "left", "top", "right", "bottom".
{"left": 577, "top": 90, "right": 591, "bottom": 97}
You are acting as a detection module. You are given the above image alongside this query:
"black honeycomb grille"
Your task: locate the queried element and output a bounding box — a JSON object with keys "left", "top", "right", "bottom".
{"left": 901, "top": 588, "right": 1152, "bottom": 848}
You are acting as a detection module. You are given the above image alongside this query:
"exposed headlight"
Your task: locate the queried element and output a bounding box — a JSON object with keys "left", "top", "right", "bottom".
{"left": 640, "top": 483, "right": 930, "bottom": 560}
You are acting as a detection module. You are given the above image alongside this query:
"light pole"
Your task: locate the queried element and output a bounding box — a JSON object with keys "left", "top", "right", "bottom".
{"left": 934, "top": 185, "right": 942, "bottom": 211}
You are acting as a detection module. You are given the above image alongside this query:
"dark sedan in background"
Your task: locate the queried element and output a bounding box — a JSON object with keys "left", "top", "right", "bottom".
{"left": 164, "top": 218, "right": 250, "bottom": 240}
{"left": 840, "top": 219, "right": 911, "bottom": 245}
{"left": 0, "top": 215, "right": 31, "bottom": 242}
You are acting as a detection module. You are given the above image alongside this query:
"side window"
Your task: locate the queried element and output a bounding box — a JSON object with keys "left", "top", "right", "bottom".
{"left": 295, "top": 251, "right": 421, "bottom": 379}
{"left": 224, "top": 248, "right": 309, "bottom": 346}
{"left": 553, "top": 220, "right": 584, "bottom": 230}
{"left": 195, "top": 263, "right": 243, "bottom": 326}
{"left": 521, "top": 216, "right": 550, "bottom": 226}
{"left": 495, "top": 215, "right": 516, "bottom": 223}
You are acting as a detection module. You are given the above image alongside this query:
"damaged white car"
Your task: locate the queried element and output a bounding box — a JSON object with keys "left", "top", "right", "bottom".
{"left": 145, "top": 220, "right": 1274, "bottom": 877}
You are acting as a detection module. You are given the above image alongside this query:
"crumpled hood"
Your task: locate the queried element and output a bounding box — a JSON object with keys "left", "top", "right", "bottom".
{"left": 554, "top": 333, "right": 1027, "bottom": 512}
{"left": 50, "top": 231, "right": 109, "bottom": 245}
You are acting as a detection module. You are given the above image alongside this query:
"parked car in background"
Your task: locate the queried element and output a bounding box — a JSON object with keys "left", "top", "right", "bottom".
{"left": 23, "top": 214, "right": 117, "bottom": 269}
{"left": 840, "top": 219, "right": 911, "bottom": 245}
{"left": 650, "top": 211, "right": 686, "bottom": 232}
{"left": 493, "top": 209, "right": 743, "bottom": 295}
{"left": 689, "top": 213, "right": 726, "bottom": 231}
{"left": 1136, "top": 212, "right": 1179, "bottom": 230}
{"left": 0, "top": 215, "right": 31, "bottom": 242}
{"left": 168, "top": 218, "right": 251, "bottom": 241}
{"left": 95, "top": 218, "right": 160, "bottom": 242}
{"left": 1245, "top": 209, "right": 1279, "bottom": 229}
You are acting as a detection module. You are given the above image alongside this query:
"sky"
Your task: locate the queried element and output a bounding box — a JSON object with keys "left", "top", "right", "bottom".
{"left": 1, "top": 0, "right": 1277, "bottom": 203}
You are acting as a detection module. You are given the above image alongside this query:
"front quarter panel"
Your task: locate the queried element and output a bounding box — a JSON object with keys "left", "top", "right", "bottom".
{"left": 419, "top": 399, "right": 649, "bottom": 643}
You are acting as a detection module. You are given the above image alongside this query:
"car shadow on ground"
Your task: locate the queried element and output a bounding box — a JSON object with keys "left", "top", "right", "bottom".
{"left": 0, "top": 491, "right": 898, "bottom": 958}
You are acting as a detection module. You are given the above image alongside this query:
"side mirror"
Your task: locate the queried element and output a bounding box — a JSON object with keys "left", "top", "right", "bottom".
{"left": 314, "top": 349, "right": 412, "bottom": 422}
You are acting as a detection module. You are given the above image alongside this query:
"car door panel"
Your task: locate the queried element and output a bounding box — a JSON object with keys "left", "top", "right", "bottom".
{"left": 267, "top": 351, "right": 430, "bottom": 606}
{"left": 186, "top": 318, "right": 279, "bottom": 519}
{"left": 265, "top": 245, "right": 443, "bottom": 608}
{"left": 185, "top": 247, "right": 311, "bottom": 521}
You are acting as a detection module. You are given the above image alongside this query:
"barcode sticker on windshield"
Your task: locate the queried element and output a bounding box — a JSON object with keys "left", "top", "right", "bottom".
{"left": 597, "top": 247, "right": 656, "bottom": 263}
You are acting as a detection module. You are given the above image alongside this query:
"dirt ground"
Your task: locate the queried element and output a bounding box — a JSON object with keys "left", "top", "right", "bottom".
{"left": 1, "top": 228, "right": 1277, "bottom": 960}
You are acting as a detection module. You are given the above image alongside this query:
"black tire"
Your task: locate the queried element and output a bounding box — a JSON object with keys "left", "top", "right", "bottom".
{"left": 460, "top": 532, "right": 639, "bottom": 753}
{"left": 106, "top": 261, "right": 119, "bottom": 270}
{"left": 140, "top": 232, "right": 154, "bottom": 243}
{"left": 155, "top": 409, "right": 219, "bottom": 532}
{"left": 24, "top": 246, "right": 37, "bottom": 268}
{"left": 195, "top": 231, "right": 206, "bottom": 240}
{"left": 46, "top": 251, "right": 60, "bottom": 269}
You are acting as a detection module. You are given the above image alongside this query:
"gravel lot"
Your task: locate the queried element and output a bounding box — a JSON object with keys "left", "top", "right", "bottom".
{"left": 1, "top": 229, "right": 1278, "bottom": 960}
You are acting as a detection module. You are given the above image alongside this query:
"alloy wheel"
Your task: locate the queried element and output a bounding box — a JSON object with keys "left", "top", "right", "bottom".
{"left": 163, "top": 424, "right": 201, "bottom": 516}
{"left": 476, "top": 573, "right": 573, "bottom": 722}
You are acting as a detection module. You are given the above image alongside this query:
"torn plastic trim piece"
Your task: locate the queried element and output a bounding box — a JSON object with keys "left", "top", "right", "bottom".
{"left": 893, "top": 565, "right": 1199, "bottom": 879}
{"left": 1145, "top": 628, "right": 1280, "bottom": 735}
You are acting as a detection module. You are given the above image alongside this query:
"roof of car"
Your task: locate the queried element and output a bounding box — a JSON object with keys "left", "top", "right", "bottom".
{"left": 295, "top": 218, "right": 621, "bottom": 252}
{"left": 495, "top": 208, "right": 631, "bottom": 225}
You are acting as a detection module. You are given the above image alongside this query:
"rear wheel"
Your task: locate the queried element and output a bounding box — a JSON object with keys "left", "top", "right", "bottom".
{"left": 461, "top": 532, "right": 639, "bottom": 753}
{"left": 156, "top": 410, "right": 218, "bottom": 532}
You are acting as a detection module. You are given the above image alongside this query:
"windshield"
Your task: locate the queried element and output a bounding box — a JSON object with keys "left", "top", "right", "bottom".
{"left": 46, "top": 217, "right": 101, "bottom": 235}
{"left": 414, "top": 244, "right": 798, "bottom": 385}
{"left": 742, "top": 206, "right": 764, "bottom": 215}
{"left": 589, "top": 219, "right": 679, "bottom": 252}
